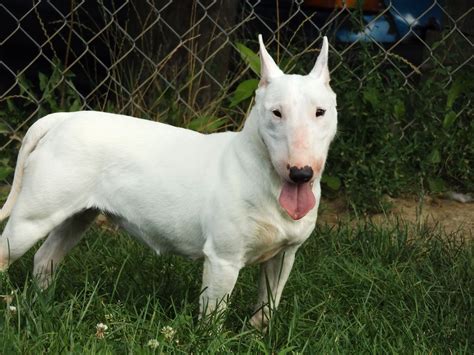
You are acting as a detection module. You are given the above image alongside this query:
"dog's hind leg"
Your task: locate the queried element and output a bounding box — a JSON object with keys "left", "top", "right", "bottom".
{"left": 0, "top": 185, "right": 89, "bottom": 272}
{"left": 0, "top": 214, "right": 60, "bottom": 272}
{"left": 33, "top": 209, "right": 98, "bottom": 288}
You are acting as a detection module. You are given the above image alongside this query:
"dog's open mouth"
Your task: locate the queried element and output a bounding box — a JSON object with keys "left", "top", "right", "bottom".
{"left": 279, "top": 181, "right": 315, "bottom": 220}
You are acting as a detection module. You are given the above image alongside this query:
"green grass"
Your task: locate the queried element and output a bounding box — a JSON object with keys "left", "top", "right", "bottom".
{"left": 1, "top": 221, "right": 472, "bottom": 353}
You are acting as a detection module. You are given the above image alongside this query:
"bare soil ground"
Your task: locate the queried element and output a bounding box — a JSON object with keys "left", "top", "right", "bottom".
{"left": 319, "top": 196, "right": 473, "bottom": 237}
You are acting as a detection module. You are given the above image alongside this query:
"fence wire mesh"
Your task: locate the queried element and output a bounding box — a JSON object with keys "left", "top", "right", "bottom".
{"left": 0, "top": 0, "right": 472, "bottom": 162}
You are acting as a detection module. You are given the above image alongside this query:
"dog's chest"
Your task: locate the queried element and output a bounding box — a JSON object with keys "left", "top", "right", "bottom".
{"left": 244, "top": 217, "right": 313, "bottom": 265}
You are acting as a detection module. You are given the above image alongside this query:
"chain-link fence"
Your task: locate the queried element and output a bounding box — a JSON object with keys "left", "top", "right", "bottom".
{"left": 0, "top": 1, "right": 472, "bottom": 175}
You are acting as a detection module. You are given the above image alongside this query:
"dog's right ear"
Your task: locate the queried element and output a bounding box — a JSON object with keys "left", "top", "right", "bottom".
{"left": 258, "top": 34, "right": 283, "bottom": 87}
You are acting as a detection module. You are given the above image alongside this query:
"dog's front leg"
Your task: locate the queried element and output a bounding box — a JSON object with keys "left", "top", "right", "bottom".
{"left": 250, "top": 245, "right": 299, "bottom": 331}
{"left": 199, "top": 254, "right": 241, "bottom": 320}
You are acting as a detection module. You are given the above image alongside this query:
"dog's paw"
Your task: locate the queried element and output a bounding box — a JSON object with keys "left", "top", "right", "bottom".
{"left": 0, "top": 256, "right": 8, "bottom": 273}
{"left": 249, "top": 310, "right": 270, "bottom": 332}
{"left": 33, "top": 271, "right": 53, "bottom": 290}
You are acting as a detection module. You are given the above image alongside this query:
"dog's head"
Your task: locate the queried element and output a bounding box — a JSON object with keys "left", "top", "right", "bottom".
{"left": 255, "top": 35, "right": 337, "bottom": 220}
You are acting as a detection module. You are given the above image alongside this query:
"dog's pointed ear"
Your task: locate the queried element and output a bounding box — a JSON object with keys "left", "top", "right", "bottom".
{"left": 258, "top": 34, "right": 283, "bottom": 87}
{"left": 310, "top": 36, "right": 330, "bottom": 84}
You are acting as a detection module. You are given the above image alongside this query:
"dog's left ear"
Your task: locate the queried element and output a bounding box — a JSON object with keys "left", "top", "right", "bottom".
{"left": 309, "top": 36, "right": 330, "bottom": 84}
{"left": 258, "top": 34, "right": 283, "bottom": 87}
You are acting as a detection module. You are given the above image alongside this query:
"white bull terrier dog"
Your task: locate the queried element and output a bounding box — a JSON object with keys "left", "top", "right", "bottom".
{"left": 0, "top": 35, "right": 337, "bottom": 329}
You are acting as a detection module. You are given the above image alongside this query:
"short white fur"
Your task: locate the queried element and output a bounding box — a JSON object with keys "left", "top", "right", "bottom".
{"left": 0, "top": 35, "right": 337, "bottom": 329}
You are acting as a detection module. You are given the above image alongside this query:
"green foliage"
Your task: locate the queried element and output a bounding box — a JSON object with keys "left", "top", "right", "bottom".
{"left": 1, "top": 223, "right": 472, "bottom": 352}
{"left": 0, "top": 61, "right": 83, "bottom": 181}
{"left": 328, "top": 61, "right": 473, "bottom": 212}
{"left": 229, "top": 79, "right": 259, "bottom": 108}
{"left": 235, "top": 42, "right": 261, "bottom": 76}
{"left": 10, "top": 62, "right": 82, "bottom": 118}
{"left": 1, "top": 39, "right": 472, "bottom": 213}
{"left": 186, "top": 115, "right": 227, "bottom": 132}
{"left": 321, "top": 175, "right": 342, "bottom": 191}
{"left": 229, "top": 41, "right": 473, "bottom": 212}
{"left": 229, "top": 43, "right": 261, "bottom": 108}
{"left": 0, "top": 159, "right": 13, "bottom": 181}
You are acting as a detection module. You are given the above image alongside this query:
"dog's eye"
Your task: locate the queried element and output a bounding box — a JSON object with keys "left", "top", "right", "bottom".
{"left": 272, "top": 109, "right": 282, "bottom": 118}
{"left": 315, "top": 108, "right": 326, "bottom": 117}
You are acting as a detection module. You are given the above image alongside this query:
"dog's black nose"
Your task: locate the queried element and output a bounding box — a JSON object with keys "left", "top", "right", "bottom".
{"left": 289, "top": 165, "right": 313, "bottom": 184}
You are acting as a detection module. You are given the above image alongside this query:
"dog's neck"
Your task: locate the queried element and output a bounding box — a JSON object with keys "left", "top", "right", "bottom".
{"left": 230, "top": 106, "right": 281, "bottom": 189}
{"left": 238, "top": 106, "right": 271, "bottom": 159}
{"left": 240, "top": 106, "right": 267, "bottom": 156}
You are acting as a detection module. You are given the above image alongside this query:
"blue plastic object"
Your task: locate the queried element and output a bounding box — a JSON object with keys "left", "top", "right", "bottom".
{"left": 336, "top": 0, "right": 444, "bottom": 43}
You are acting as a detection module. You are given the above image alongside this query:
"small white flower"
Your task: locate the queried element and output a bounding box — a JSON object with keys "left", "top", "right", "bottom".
{"left": 1, "top": 292, "right": 14, "bottom": 305}
{"left": 147, "top": 339, "right": 160, "bottom": 349}
{"left": 96, "top": 322, "right": 108, "bottom": 339}
{"left": 8, "top": 305, "right": 17, "bottom": 314}
{"left": 161, "top": 325, "right": 176, "bottom": 340}
{"left": 97, "top": 322, "right": 108, "bottom": 331}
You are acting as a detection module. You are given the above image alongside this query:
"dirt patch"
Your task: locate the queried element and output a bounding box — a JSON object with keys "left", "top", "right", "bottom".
{"left": 319, "top": 196, "right": 473, "bottom": 237}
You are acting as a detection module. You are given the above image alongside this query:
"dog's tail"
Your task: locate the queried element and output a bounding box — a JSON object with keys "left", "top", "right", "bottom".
{"left": 0, "top": 114, "right": 68, "bottom": 222}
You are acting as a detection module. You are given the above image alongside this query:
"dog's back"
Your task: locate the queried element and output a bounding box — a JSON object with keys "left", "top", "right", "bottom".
{"left": 1, "top": 36, "right": 337, "bottom": 328}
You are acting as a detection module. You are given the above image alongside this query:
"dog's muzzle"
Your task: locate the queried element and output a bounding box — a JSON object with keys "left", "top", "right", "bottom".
{"left": 289, "top": 165, "right": 313, "bottom": 184}
{"left": 279, "top": 165, "right": 316, "bottom": 220}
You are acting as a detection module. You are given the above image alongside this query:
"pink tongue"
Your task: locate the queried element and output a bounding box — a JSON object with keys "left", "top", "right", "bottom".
{"left": 279, "top": 182, "right": 316, "bottom": 220}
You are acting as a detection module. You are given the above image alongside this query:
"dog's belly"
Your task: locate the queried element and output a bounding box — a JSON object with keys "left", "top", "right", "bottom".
{"left": 109, "top": 213, "right": 206, "bottom": 260}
